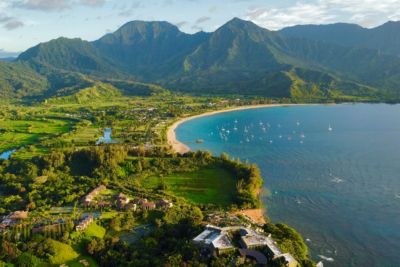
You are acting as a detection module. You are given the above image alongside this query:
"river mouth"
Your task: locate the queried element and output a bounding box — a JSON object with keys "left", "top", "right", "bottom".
{"left": 175, "top": 103, "right": 400, "bottom": 267}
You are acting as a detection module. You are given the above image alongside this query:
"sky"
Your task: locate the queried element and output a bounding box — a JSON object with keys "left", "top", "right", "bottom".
{"left": 0, "top": 0, "right": 400, "bottom": 54}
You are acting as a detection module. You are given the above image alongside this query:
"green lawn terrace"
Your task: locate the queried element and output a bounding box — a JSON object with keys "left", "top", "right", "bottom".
{"left": 141, "top": 167, "right": 238, "bottom": 207}
{"left": 193, "top": 224, "right": 298, "bottom": 267}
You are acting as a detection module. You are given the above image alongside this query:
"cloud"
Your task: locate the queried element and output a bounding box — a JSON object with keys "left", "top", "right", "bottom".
{"left": 13, "top": 0, "right": 106, "bottom": 12}
{"left": 245, "top": 0, "right": 400, "bottom": 30}
{"left": 80, "top": 0, "right": 105, "bottom": 7}
{"left": 4, "top": 20, "right": 24, "bottom": 30}
{"left": 14, "top": 0, "right": 72, "bottom": 11}
{"left": 0, "top": 13, "right": 24, "bottom": 30}
{"left": 195, "top": 16, "right": 211, "bottom": 24}
{"left": 175, "top": 21, "right": 188, "bottom": 28}
{"left": 208, "top": 6, "right": 217, "bottom": 13}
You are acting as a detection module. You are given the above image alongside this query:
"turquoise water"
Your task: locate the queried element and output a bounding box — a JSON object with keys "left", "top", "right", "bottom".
{"left": 176, "top": 104, "right": 400, "bottom": 267}
{"left": 96, "top": 128, "right": 117, "bottom": 144}
{"left": 0, "top": 149, "right": 17, "bottom": 160}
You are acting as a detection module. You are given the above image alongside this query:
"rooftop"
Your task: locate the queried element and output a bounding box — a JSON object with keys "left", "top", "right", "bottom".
{"left": 193, "top": 225, "right": 233, "bottom": 250}
{"left": 212, "top": 233, "right": 234, "bottom": 250}
{"left": 241, "top": 229, "right": 282, "bottom": 255}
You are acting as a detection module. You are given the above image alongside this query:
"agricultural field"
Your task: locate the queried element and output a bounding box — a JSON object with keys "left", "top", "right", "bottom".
{"left": 0, "top": 118, "right": 74, "bottom": 152}
{"left": 143, "top": 167, "right": 238, "bottom": 206}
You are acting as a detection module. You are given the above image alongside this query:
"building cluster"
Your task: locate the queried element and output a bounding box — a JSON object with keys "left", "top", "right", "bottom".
{"left": 83, "top": 185, "right": 110, "bottom": 207}
{"left": 193, "top": 225, "right": 298, "bottom": 267}
{"left": 82, "top": 185, "right": 173, "bottom": 212}
{"left": 0, "top": 211, "right": 28, "bottom": 230}
{"left": 32, "top": 218, "right": 66, "bottom": 234}
{"left": 76, "top": 215, "right": 94, "bottom": 231}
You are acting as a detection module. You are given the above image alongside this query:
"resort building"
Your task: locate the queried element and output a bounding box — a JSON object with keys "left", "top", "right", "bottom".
{"left": 240, "top": 229, "right": 277, "bottom": 251}
{"left": 116, "top": 193, "right": 130, "bottom": 208}
{"left": 124, "top": 203, "right": 137, "bottom": 211}
{"left": 240, "top": 228, "right": 298, "bottom": 267}
{"left": 193, "top": 225, "right": 235, "bottom": 254}
{"left": 83, "top": 185, "right": 107, "bottom": 206}
{"left": 141, "top": 202, "right": 156, "bottom": 211}
{"left": 157, "top": 199, "right": 173, "bottom": 209}
{"left": 1, "top": 211, "right": 29, "bottom": 227}
{"left": 76, "top": 215, "right": 94, "bottom": 231}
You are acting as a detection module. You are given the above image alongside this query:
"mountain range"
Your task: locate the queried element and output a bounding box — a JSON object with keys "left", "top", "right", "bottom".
{"left": 2, "top": 18, "right": 400, "bottom": 102}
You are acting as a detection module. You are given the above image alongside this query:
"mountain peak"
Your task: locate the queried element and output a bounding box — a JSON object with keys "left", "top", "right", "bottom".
{"left": 97, "top": 20, "right": 182, "bottom": 45}
{"left": 375, "top": 20, "right": 400, "bottom": 30}
{"left": 224, "top": 17, "right": 258, "bottom": 28}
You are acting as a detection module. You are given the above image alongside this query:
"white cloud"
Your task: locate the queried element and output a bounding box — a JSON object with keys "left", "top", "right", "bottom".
{"left": 4, "top": 19, "right": 24, "bottom": 30}
{"left": 12, "top": 0, "right": 106, "bottom": 11}
{"left": 245, "top": 0, "right": 400, "bottom": 30}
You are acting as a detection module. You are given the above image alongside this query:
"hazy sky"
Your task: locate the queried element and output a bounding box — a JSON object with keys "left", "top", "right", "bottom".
{"left": 0, "top": 0, "right": 399, "bottom": 53}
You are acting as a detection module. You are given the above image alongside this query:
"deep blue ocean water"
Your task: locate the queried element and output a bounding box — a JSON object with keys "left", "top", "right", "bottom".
{"left": 176, "top": 104, "right": 400, "bottom": 267}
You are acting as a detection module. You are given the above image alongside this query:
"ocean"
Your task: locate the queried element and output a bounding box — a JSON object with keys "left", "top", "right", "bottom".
{"left": 175, "top": 104, "right": 400, "bottom": 267}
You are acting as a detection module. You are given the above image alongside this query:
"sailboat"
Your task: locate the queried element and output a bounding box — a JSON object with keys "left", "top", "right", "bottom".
{"left": 328, "top": 124, "right": 333, "bottom": 132}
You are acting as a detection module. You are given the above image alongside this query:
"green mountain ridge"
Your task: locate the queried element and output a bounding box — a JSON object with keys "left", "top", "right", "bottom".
{"left": 2, "top": 18, "right": 400, "bottom": 101}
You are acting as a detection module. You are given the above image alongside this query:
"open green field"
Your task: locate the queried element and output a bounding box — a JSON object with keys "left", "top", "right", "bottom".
{"left": 144, "top": 167, "right": 237, "bottom": 206}
{"left": 47, "top": 239, "right": 79, "bottom": 265}
{"left": 0, "top": 118, "right": 73, "bottom": 152}
{"left": 84, "top": 223, "right": 106, "bottom": 239}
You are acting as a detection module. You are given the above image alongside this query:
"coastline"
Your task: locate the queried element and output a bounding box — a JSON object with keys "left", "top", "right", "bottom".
{"left": 167, "top": 103, "right": 305, "bottom": 154}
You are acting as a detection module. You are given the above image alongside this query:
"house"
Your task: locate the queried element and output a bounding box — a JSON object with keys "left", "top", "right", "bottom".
{"left": 124, "top": 203, "right": 137, "bottom": 211}
{"left": 275, "top": 253, "right": 299, "bottom": 267}
{"left": 83, "top": 185, "right": 107, "bottom": 205}
{"left": 240, "top": 228, "right": 298, "bottom": 267}
{"left": 1, "top": 211, "right": 29, "bottom": 227}
{"left": 157, "top": 199, "right": 173, "bottom": 209}
{"left": 136, "top": 198, "right": 148, "bottom": 205}
{"left": 116, "top": 193, "right": 130, "bottom": 208}
{"left": 141, "top": 202, "right": 156, "bottom": 211}
{"left": 76, "top": 215, "right": 93, "bottom": 231}
{"left": 9, "top": 211, "right": 28, "bottom": 220}
{"left": 240, "top": 228, "right": 277, "bottom": 251}
{"left": 193, "top": 225, "right": 235, "bottom": 254}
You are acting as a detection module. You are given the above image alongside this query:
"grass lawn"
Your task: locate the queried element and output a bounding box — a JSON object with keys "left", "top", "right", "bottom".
{"left": 0, "top": 118, "right": 73, "bottom": 152}
{"left": 100, "top": 211, "right": 118, "bottom": 219}
{"left": 144, "top": 167, "right": 238, "bottom": 206}
{"left": 84, "top": 222, "right": 106, "bottom": 239}
{"left": 47, "top": 239, "right": 79, "bottom": 265}
{"left": 62, "top": 125, "right": 101, "bottom": 144}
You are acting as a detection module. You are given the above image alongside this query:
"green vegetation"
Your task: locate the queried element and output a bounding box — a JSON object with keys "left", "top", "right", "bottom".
{"left": 264, "top": 223, "right": 315, "bottom": 267}
{"left": 84, "top": 223, "right": 106, "bottom": 239}
{"left": 47, "top": 239, "right": 79, "bottom": 265}
{"left": 2, "top": 19, "right": 400, "bottom": 102}
{"left": 0, "top": 118, "right": 73, "bottom": 153}
{"left": 144, "top": 167, "right": 237, "bottom": 206}
{"left": 8, "top": 14, "right": 391, "bottom": 267}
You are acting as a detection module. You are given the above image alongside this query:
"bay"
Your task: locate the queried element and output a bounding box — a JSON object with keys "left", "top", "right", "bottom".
{"left": 176, "top": 104, "right": 400, "bottom": 267}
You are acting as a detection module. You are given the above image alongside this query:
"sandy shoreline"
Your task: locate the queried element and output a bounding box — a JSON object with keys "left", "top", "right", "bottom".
{"left": 167, "top": 103, "right": 303, "bottom": 154}
{"left": 235, "top": 209, "right": 267, "bottom": 225}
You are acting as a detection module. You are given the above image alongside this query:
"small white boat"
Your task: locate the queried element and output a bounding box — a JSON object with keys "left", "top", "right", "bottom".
{"left": 328, "top": 124, "right": 333, "bottom": 131}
